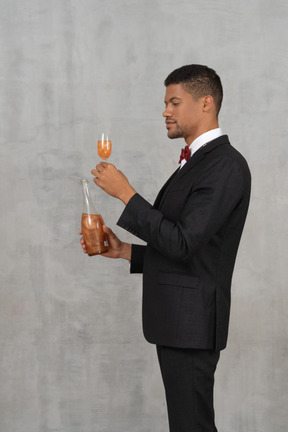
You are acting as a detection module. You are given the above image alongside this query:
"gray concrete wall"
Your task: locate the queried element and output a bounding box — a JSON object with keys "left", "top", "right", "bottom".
{"left": 0, "top": 0, "right": 287, "bottom": 431}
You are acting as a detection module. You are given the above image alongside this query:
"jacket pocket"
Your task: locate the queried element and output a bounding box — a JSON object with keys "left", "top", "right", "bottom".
{"left": 157, "top": 272, "right": 199, "bottom": 289}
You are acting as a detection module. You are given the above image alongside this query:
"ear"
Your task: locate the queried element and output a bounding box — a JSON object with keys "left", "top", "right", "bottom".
{"left": 202, "top": 95, "right": 214, "bottom": 112}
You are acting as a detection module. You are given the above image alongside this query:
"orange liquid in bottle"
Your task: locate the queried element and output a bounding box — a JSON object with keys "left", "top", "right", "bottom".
{"left": 81, "top": 213, "right": 108, "bottom": 255}
{"left": 97, "top": 140, "right": 112, "bottom": 160}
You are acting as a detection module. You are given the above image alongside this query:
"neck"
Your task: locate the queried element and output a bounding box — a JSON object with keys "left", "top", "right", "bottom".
{"left": 185, "top": 121, "right": 219, "bottom": 146}
{"left": 185, "top": 126, "right": 219, "bottom": 146}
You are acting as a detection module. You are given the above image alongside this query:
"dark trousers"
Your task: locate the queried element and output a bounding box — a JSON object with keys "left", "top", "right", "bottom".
{"left": 156, "top": 345, "right": 220, "bottom": 432}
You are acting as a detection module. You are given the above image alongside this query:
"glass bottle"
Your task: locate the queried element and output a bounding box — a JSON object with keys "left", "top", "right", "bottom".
{"left": 81, "top": 179, "right": 108, "bottom": 256}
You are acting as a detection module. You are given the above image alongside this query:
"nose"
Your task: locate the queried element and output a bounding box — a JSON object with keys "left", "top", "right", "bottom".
{"left": 163, "top": 106, "right": 171, "bottom": 118}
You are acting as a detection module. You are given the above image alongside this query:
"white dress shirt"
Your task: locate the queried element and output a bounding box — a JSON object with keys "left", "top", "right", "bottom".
{"left": 179, "top": 128, "right": 223, "bottom": 169}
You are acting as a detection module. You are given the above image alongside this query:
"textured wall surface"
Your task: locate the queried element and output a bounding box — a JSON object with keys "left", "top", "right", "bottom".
{"left": 0, "top": 0, "right": 287, "bottom": 431}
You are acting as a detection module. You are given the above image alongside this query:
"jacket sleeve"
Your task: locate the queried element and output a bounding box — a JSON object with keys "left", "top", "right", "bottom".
{"left": 130, "top": 244, "right": 146, "bottom": 274}
{"left": 117, "top": 157, "right": 250, "bottom": 263}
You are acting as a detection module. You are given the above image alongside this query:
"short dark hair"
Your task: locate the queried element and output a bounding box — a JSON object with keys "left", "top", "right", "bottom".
{"left": 164, "top": 64, "right": 223, "bottom": 116}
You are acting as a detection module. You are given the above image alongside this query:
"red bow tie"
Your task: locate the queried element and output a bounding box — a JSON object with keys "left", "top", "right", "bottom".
{"left": 179, "top": 145, "right": 190, "bottom": 164}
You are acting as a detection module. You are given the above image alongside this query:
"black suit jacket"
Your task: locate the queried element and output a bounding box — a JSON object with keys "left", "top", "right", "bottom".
{"left": 117, "top": 135, "right": 251, "bottom": 351}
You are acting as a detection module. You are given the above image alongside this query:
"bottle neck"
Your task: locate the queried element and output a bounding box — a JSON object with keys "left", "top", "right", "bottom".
{"left": 81, "top": 179, "right": 97, "bottom": 214}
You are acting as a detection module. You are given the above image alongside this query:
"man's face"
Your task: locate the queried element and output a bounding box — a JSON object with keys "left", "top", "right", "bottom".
{"left": 163, "top": 84, "right": 204, "bottom": 145}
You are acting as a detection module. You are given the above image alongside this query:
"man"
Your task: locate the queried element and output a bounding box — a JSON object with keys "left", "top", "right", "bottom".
{"left": 80, "top": 64, "right": 251, "bottom": 431}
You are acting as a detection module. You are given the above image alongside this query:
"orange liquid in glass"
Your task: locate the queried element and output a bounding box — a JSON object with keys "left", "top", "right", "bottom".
{"left": 97, "top": 140, "right": 112, "bottom": 160}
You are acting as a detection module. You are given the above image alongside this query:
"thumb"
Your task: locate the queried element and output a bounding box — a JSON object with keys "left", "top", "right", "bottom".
{"left": 103, "top": 225, "right": 115, "bottom": 237}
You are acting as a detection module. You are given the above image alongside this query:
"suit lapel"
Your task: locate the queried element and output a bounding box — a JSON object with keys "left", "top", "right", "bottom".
{"left": 155, "top": 135, "right": 230, "bottom": 209}
{"left": 174, "top": 150, "right": 205, "bottom": 181}
{"left": 155, "top": 152, "right": 205, "bottom": 208}
{"left": 153, "top": 168, "right": 179, "bottom": 208}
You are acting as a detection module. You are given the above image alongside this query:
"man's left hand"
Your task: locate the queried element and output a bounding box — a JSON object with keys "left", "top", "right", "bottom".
{"left": 91, "top": 162, "right": 136, "bottom": 205}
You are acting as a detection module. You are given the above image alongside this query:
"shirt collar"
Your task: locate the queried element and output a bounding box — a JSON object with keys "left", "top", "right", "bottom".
{"left": 190, "top": 128, "right": 223, "bottom": 156}
{"left": 179, "top": 128, "right": 223, "bottom": 168}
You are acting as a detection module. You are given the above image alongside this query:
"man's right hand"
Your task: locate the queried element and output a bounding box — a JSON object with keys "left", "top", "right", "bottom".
{"left": 79, "top": 226, "right": 131, "bottom": 261}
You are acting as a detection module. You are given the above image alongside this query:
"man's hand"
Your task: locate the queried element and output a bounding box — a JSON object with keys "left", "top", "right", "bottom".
{"left": 79, "top": 226, "right": 131, "bottom": 261}
{"left": 79, "top": 230, "right": 88, "bottom": 254}
{"left": 91, "top": 163, "right": 136, "bottom": 205}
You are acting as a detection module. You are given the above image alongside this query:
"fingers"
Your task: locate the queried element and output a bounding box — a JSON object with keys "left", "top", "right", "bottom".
{"left": 91, "top": 164, "right": 106, "bottom": 182}
{"left": 79, "top": 230, "right": 87, "bottom": 253}
{"left": 91, "top": 164, "right": 110, "bottom": 188}
{"left": 80, "top": 239, "right": 87, "bottom": 253}
{"left": 92, "top": 162, "right": 115, "bottom": 175}
{"left": 98, "top": 162, "right": 108, "bottom": 169}
{"left": 94, "top": 162, "right": 110, "bottom": 173}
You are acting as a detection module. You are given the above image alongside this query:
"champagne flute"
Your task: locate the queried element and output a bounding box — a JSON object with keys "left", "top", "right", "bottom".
{"left": 97, "top": 133, "right": 112, "bottom": 161}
